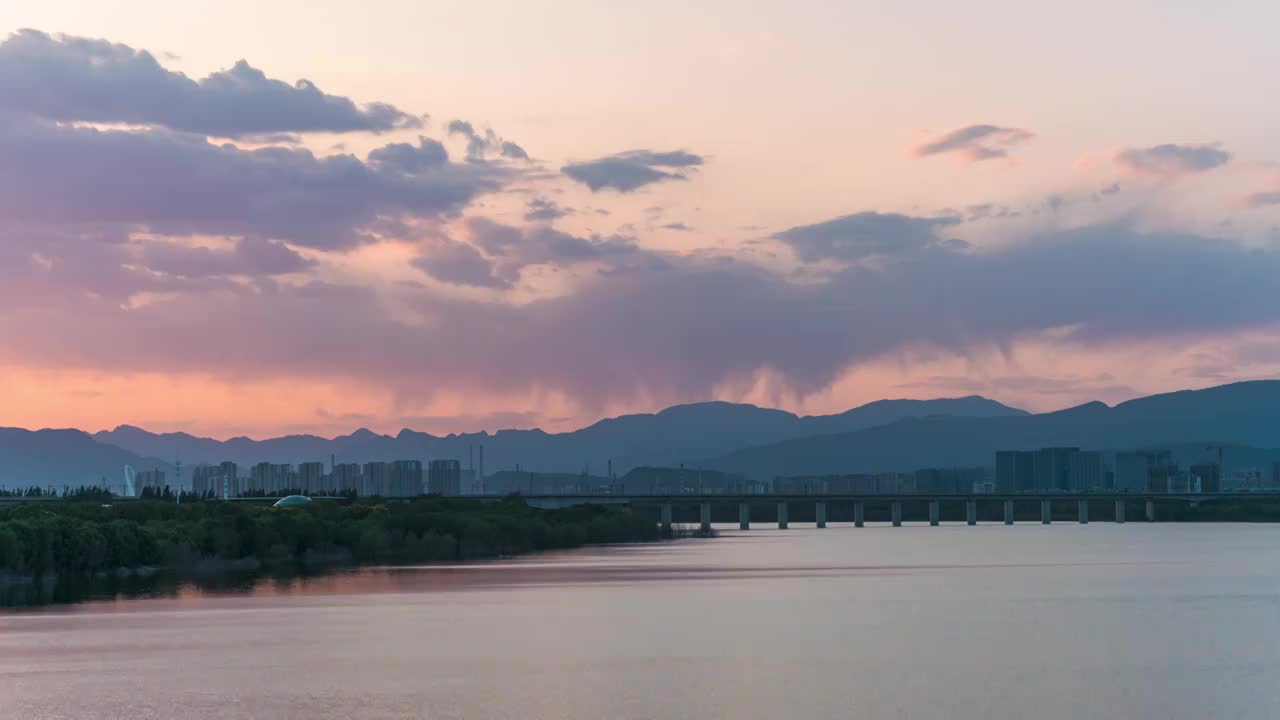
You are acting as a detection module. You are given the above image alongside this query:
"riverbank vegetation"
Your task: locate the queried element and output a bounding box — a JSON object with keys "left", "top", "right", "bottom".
{"left": 0, "top": 496, "right": 662, "bottom": 580}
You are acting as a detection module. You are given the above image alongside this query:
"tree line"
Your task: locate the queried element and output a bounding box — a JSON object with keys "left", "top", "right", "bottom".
{"left": 0, "top": 496, "right": 661, "bottom": 579}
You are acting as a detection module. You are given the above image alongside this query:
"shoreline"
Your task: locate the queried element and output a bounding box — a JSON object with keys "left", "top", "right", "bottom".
{"left": 0, "top": 525, "right": 716, "bottom": 610}
{"left": 0, "top": 496, "right": 670, "bottom": 595}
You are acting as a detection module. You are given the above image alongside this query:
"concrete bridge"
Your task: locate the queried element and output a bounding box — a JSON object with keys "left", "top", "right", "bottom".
{"left": 521, "top": 492, "right": 1280, "bottom": 531}
{"left": 7, "top": 492, "right": 1273, "bottom": 528}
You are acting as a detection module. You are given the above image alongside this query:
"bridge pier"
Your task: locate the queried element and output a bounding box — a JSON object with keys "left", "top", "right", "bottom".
{"left": 1146, "top": 499, "right": 1155, "bottom": 523}
{"left": 891, "top": 501, "right": 902, "bottom": 527}
{"left": 1004, "top": 499, "right": 1014, "bottom": 525}
{"left": 700, "top": 502, "right": 712, "bottom": 532}
{"left": 661, "top": 503, "right": 673, "bottom": 534}
{"left": 777, "top": 502, "right": 789, "bottom": 529}
{"left": 854, "top": 502, "right": 865, "bottom": 528}
{"left": 1078, "top": 500, "right": 1089, "bottom": 524}
{"left": 739, "top": 502, "right": 750, "bottom": 530}
{"left": 1115, "top": 500, "right": 1126, "bottom": 523}
{"left": 929, "top": 500, "right": 940, "bottom": 526}
{"left": 815, "top": 501, "right": 827, "bottom": 528}
{"left": 1041, "top": 499, "right": 1052, "bottom": 525}
{"left": 966, "top": 500, "right": 977, "bottom": 526}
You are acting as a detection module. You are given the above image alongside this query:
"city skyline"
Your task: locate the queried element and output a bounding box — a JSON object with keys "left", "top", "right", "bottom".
{"left": 71, "top": 442, "right": 1280, "bottom": 499}
{"left": 3, "top": 3, "right": 1280, "bottom": 438}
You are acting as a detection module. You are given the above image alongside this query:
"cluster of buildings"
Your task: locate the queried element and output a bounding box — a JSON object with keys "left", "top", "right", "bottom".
{"left": 131, "top": 458, "right": 467, "bottom": 498}
{"left": 774, "top": 468, "right": 989, "bottom": 495}
{"left": 124, "top": 445, "right": 1280, "bottom": 500}
{"left": 617, "top": 467, "right": 761, "bottom": 496}
{"left": 996, "top": 447, "right": 1104, "bottom": 493}
{"left": 998, "top": 446, "right": 1280, "bottom": 494}
{"left": 772, "top": 446, "right": 1280, "bottom": 497}
{"left": 1114, "top": 449, "right": 1280, "bottom": 493}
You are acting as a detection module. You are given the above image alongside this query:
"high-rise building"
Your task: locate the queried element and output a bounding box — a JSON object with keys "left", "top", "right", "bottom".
{"left": 363, "top": 462, "right": 391, "bottom": 497}
{"left": 1191, "top": 463, "right": 1221, "bottom": 493}
{"left": 1115, "top": 452, "right": 1151, "bottom": 492}
{"left": 875, "top": 472, "right": 905, "bottom": 494}
{"left": 219, "top": 461, "right": 238, "bottom": 497}
{"left": 428, "top": 459, "right": 461, "bottom": 496}
{"left": 1068, "top": 451, "right": 1104, "bottom": 491}
{"left": 849, "top": 474, "right": 878, "bottom": 494}
{"left": 1219, "top": 447, "right": 1280, "bottom": 491}
{"left": 997, "top": 448, "right": 1103, "bottom": 492}
{"left": 913, "top": 468, "right": 943, "bottom": 494}
{"left": 390, "top": 460, "right": 424, "bottom": 497}
{"left": 912, "top": 467, "right": 986, "bottom": 494}
{"left": 136, "top": 469, "right": 167, "bottom": 493}
{"left": 1033, "top": 447, "right": 1078, "bottom": 492}
{"left": 192, "top": 465, "right": 218, "bottom": 497}
{"left": 298, "top": 462, "right": 325, "bottom": 494}
{"left": 773, "top": 476, "right": 825, "bottom": 494}
{"left": 191, "top": 461, "right": 238, "bottom": 498}
{"left": 249, "top": 463, "right": 293, "bottom": 495}
{"left": 996, "top": 451, "right": 1036, "bottom": 492}
{"left": 1229, "top": 468, "right": 1265, "bottom": 491}
{"left": 1147, "top": 462, "right": 1173, "bottom": 493}
{"left": 333, "top": 463, "right": 363, "bottom": 494}
{"left": 1167, "top": 470, "right": 1200, "bottom": 493}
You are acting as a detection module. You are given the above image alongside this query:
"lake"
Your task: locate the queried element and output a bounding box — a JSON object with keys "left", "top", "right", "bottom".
{"left": 3, "top": 523, "right": 1279, "bottom": 719}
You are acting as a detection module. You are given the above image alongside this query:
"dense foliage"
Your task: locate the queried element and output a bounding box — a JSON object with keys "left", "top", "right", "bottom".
{"left": 1159, "top": 496, "right": 1280, "bottom": 522}
{"left": 0, "top": 496, "right": 661, "bottom": 578}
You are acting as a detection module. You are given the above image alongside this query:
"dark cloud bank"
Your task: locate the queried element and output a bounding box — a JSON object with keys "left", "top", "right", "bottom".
{"left": 8, "top": 213, "right": 1280, "bottom": 409}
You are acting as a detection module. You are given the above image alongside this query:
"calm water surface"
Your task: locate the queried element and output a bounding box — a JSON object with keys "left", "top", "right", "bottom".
{"left": 3, "top": 523, "right": 1280, "bottom": 719}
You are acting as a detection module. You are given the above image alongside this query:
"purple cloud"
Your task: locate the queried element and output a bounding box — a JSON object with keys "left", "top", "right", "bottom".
{"left": 140, "top": 237, "right": 313, "bottom": 278}
{"left": 0, "top": 112, "right": 504, "bottom": 249}
{"left": 1245, "top": 192, "right": 1280, "bottom": 208}
{"left": 447, "top": 119, "right": 529, "bottom": 163}
{"left": 773, "top": 212, "right": 963, "bottom": 262}
{"left": 0, "top": 29, "right": 421, "bottom": 137}
{"left": 524, "top": 198, "right": 572, "bottom": 222}
{"left": 8, "top": 218, "right": 1280, "bottom": 412}
{"left": 562, "top": 149, "right": 704, "bottom": 192}
{"left": 1114, "top": 143, "right": 1230, "bottom": 176}
{"left": 367, "top": 137, "right": 449, "bottom": 173}
{"left": 466, "top": 218, "right": 645, "bottom": 276}
{"left": 410, "top": 219, "right": 651, "bottom": 288}
{"left": 912, "top": 125, "right": 1034, "bottom": 161}
{"left": 5, "top": 28, "right": 1280, "bottom": 418}
{"left": 411, "top": 238, "right": 511, "bottom": 289}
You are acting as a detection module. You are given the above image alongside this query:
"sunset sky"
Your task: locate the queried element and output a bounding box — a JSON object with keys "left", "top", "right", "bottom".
{"left": 2, "top": 1, "right": 1280, "bottom": 438}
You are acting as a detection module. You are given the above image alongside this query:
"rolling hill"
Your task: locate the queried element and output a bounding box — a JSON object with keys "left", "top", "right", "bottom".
{"left": 704, "top": 381, "right": 1280, "bottom": 479}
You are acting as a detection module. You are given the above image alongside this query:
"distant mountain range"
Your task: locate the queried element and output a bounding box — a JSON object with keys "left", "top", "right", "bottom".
{"left": 2, "top": 381, "right": 1278, "bottom": 488}
{"left": 704, "top": 381, "right": 1280, "bottom": 479}
{"left": 90, "top": 395, "right": 1024, "bottom": 472}
{"left": 0, "top": 428, "right": 167, "bottom": 490}
{"left": 5, "top": 396, "right": 1024, "bottom": 488}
